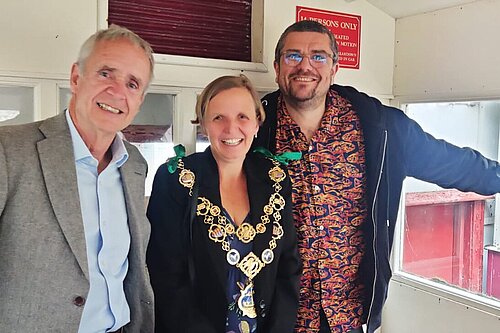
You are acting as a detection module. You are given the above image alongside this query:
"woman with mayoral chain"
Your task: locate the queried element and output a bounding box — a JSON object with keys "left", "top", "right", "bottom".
{"left": 147, "top": 74, "right": 302, "bottom": 333}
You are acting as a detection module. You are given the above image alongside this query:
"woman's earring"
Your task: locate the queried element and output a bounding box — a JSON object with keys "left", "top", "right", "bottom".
{"left": 254, "top": 132, "right": 258, "bottom": 138}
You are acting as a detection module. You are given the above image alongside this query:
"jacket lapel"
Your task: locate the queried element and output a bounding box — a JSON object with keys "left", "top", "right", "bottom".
{"left": 37, "top": 114, "right": 89, "bottom": 280}
{"left": 197, "top": 152, "right": 229, "bottom": 289}
{"left": 245, "top": 155, "right": 275, "bottom": 265}
{"left": 120, "top": 146, "right": 149, "bottom": 274}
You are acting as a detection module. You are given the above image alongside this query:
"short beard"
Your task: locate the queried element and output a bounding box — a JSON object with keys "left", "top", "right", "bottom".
{"left": 282, "top": 85, "right": 323, "bottom": 110}
{"left": 289, "top": 84, "right": 316, "bottom": 102}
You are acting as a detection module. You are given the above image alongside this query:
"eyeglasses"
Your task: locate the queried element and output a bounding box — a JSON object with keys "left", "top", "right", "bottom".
{"left": 281, "top": 51, "right": 335, "bottom": 67}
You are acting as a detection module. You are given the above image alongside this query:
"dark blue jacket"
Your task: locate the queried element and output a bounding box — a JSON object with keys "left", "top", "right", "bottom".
{"left": 147, "top": 149, "right": 301, "bottom": 333}
{"left": 255, "top": 84, "right": 500, "bottom": 333}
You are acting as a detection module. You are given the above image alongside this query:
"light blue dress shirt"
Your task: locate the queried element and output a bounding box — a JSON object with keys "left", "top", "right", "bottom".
{"left": 66, "top": 111, "right": 131, "bottom": 333}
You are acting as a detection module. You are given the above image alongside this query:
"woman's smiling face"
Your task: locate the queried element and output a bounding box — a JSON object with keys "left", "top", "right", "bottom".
{"left": 202, "top": 87, "right": 259, "bottom": 165}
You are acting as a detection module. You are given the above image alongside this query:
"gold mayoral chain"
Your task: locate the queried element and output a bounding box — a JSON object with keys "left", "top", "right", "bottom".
{"left": 195, "top": 159, "right": 287, "bottom": 318}
{"left": 174, "top": 156, "right": 287, "bottom": 318}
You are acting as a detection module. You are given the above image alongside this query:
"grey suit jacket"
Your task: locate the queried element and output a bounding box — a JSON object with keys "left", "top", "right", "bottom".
{"left": 0, "top": 113, "right": 154, "bottom": 332}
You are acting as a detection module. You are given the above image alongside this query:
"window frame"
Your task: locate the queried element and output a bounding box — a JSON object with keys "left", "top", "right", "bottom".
{"left": 389, "top": 100, "right": 500, "bottom": 317}
{"left": 98, "top": 0, "right": 267, "bottom": 73}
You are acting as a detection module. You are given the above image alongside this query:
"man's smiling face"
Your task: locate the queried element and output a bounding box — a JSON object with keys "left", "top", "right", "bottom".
{"left": 274, "top": 31, "right": 338, "bottom": 107}
{"left": 69, "top": 38, "right": 151, "bottom": 142}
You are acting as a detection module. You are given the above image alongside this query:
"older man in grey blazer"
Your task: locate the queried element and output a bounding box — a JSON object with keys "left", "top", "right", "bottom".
{"left": 0, "top": 25, "right": 155, "bottom": 332}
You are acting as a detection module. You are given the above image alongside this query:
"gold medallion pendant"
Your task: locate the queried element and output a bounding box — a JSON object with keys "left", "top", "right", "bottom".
{"left": 179, "top": 169, "right": 195, "bottom": 189}
{"left": 175, "top": 158, "right": 196, "bottom": 196}
{"left": 238, "top": 281, "right": 257, "bottom": 319}
{"left": 237, "top": 252, "right": 265, "bottom": 280}
{"left": 269, "top": 165, "right": 286, "bottom": 183}
{"left": 236, "top": 222, "right": 257, "bottom": 243}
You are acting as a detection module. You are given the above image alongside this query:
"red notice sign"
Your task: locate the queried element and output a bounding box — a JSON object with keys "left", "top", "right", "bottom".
{"left": 296, "top": 6, "right": 361, "bottom": 69}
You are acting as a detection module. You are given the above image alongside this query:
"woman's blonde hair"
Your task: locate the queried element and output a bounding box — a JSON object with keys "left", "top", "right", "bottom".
{"left": 193, "top": 74, "right": 265, "bottom": 126}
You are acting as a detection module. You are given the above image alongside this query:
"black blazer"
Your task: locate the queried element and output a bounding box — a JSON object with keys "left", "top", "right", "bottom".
{"left": 147, "top": 148, "right": 301, "bottom": 333}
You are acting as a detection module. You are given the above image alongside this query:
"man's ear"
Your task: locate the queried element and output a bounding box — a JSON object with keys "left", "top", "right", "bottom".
{"left": 330, "top": 63, "right": 339, "bottom": 85}
{"left": 273, "top": 61, "right": 280, "bottom": 83}
{"left": 70, "top": 63, "right": 80, "bottom": 94}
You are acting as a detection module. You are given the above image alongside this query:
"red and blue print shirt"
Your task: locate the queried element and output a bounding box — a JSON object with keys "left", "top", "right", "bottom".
{"left": 275, "top": 90, "right": 368, "bottom": 333}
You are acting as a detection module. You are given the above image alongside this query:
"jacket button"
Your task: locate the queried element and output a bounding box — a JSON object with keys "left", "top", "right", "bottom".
{"left": 73, "top": 296, "right": 86, "bottom": 307}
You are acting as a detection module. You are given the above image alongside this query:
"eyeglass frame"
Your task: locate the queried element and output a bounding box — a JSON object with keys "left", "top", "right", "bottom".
{"left": 280, "top": 50, "right": 336, "bottom": 67}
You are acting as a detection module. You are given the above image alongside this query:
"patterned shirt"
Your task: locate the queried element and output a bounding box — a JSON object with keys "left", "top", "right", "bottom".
{"left": 275, "top": 90, "right": 368, "bottom": 333}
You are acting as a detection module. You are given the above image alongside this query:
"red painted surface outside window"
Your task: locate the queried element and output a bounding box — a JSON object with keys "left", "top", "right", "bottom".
{"left": 403, "top": 190, "right": 492, "bottom": 294}
{"left": 486, "top": 248, "right": 500, "bottom": 298}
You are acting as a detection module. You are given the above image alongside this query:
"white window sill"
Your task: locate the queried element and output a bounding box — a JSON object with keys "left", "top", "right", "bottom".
{"left": 153, "top": 53, "right": 269, "bottom": 72}
{"left": 391, "top": 272, "right": 500, "bottom": 315}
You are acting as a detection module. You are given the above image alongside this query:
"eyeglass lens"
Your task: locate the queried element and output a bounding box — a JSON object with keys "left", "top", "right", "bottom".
{"left": 283, "top": 52, "right": 330, "bottom": 67}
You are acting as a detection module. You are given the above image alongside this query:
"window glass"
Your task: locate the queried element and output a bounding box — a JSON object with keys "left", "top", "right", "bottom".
{"left": 126, "top": 93, "right": 175, "bottom": 195}
{"left": 0, "top": 85, "right": 34, "bottom": 126}
{"left": 400, "top": 101, "right": 500, "bottom": 303}
{"left": 195, "top": 125, "right": 209, "bottom": 153}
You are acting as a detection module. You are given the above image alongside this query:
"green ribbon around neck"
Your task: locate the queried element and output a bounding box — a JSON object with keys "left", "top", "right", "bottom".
{"left": 166, "top": 144, "right": 186, "bottom": 173}
{"left": 253, "top": 146, "right": 302, "bottom": 165}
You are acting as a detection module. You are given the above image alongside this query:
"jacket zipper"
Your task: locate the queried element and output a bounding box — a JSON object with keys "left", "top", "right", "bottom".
{"left": 366, "top": 129, "right": 388, "bottom": 330}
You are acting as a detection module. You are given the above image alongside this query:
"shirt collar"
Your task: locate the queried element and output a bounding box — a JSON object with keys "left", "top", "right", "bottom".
{"left": 277, "top": 95, "right": 302, "bottom": 134}
{"left": 320, "top": 89, "right": 341, "bottom": 134}
{"left": 65, "top": 110, "right": 129, "bottom": 167}
{"left": 276, "top": 89, "right": 348, "bottom": 145}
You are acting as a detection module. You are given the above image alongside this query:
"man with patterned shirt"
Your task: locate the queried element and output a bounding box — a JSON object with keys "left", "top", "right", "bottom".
{"left": 254, "top": 20, "right": 500, "bottom": 333}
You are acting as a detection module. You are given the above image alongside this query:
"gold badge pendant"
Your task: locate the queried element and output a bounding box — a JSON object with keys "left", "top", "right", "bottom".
{"left": 179, "top": 169, "right": 195, "bottom": 190}
{"left": 238, "top": 281, "right": 257, "bottom": 319}
{"left": 236, "top": 222, "right": 257, "bottom": 243}
{"left": 237, "top": 252, "right": 264, "bottom": 280}
{"left": 269, "top": 165, "right": 286, "bottom": 183}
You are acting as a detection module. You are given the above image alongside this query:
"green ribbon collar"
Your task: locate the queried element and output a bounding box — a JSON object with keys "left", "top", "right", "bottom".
{"left": 253, "top": 146, "right": 302, "bottom": 165}
{"left": 166, "top": 144, "right": 186, "bottom": 173}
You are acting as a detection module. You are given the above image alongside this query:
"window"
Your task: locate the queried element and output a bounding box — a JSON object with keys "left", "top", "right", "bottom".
{"left": 195, "top": 125, "right": 209, "bottom": 153}
{"left": 0, "top": 85, "right": 35, "bottom": 126}
{"left": 108, "top": 0, "right": 262, "bottom": 63}
{"left": 396, "top": 101, "right": 500, "bottom": 305}
{"left": 124, "top": 92, "right": 176, "bottom": 195}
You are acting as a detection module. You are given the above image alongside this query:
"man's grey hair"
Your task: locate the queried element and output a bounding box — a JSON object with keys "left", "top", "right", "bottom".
{"left": 274, "top": 20, "right": 339, "bottom": 65}
{"left": 77, "top": 24, "right": 155, "bottom": 87}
